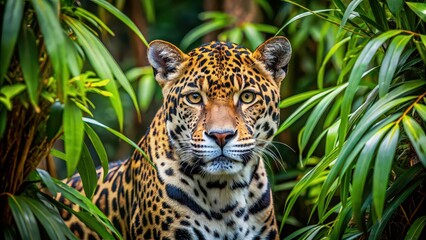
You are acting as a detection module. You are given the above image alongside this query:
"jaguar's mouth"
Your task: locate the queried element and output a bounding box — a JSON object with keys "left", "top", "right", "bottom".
{"left": 202, "top": 155, "right": 243, "bottom": 175}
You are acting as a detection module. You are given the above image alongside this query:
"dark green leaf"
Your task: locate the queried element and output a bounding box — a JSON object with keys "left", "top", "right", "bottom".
{"left": 378, "top": 35, "right": 412, "bottom": 97}
{"left": 387, "top": 0, "right": 404, "bottom": 15}
{"left": 373, "top": 124, "right": 400, "bottom": 219}
{"left": 339, "top": 30, "right": 402, "bottom": 148}
{"left": 405, "top": 216, "right": 426, "bottom": 240}
{"left": 8, "top": 195, "right": 40, "bottom": 240}
{"left": 37, "top": 169, "right": 58, "bottom": 196}
{"left": 30, "top": 0, "right": 70, "bottom": 100}
{"left": 21, "top": 196, "right": 77, "bottom": 240}
{"left": 76, "top": 144, "right": 98, "bottom": 199}
{"left": 0, "top": 0, "right": 24, "bottom": 84}
{"left": 369, "top": 176, "right": 424, "bottom": 239}
{"left": 84, "top": 123, "right": 108, "bottom": 180}
{"left": 18, "top": 26, "right": 40, "bottom": 111}
{"left": 63, "top": 101, "right": 84, "bottom": 176}
{"left": 352, "top": 123, "right": 393, "bottom": 231}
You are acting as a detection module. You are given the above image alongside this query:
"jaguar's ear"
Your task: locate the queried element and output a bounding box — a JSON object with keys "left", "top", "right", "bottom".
{"left": 252, "top": 36, "right": 292, "bottom": 84}
{"left": 148, "top": 40, "right": 188, "bottom": 87}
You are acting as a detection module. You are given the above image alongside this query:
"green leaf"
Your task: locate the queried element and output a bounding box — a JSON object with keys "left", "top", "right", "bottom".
{"left": 181, "top": 20, "right": 229, "bottom": 50}
{"left": 339, "top": 0, "right": 363, "bottom": 33}
{"left": 352, "top": 123, "right": 393, "bottom": 231}
{"left": 30, "top": 0, "right": 70, "bottom": 100}
{"left": 378, "top": 35, "right": 412, "bottom": 97}
{"left": 277, "top": 87, "right": 337, "bottom": 134}
{"left": 387, "top": 0, "right": 404, "bottom": 15}
{"left": 406, "top": 2, "right": 426, "bottom": 22}
{"left": 74, "top": 8, "right": 114, "bottom": 35}
{"left": 18, "top": 26, "right": 40, "bottom": 111}
{"left": 51, "top": 180, "right": 123, "bottom": 239}
{"left": 402, "top": 115, "right": 426, "bottom": 167}
{"left": 8, "top": 195, "right": 40, "bottom": 240}
{"left": 276, "top": 9, "right": 337, "bottom": 35}
{"left": 84, "top": 123, "right": 108, "bottom": 180}
{"left": 243, "top": 23, "right": 265, "bottom": 50}
{"left": 77, "top": 144, "right": 98, "bottom": 199}
{"left": 405, "top": 216, "right": 426, "bottom": 240}
{"left": 64, "top": 16, "right": 124, "bottom": 130}
{"left": 0, "top": 84, "right": 26, "bottom": 110}
{"left": 318, "top": 37, "right": 350, "bottom": 89}
{"left": 37, "top": 169, "right": 58, "bottom": 196}
{"left": 141, "top": 0, "right": 155, "bottom": 23}
{"left": 339, "top": 30, "right": 402, "bottom": 148}
{"left": 90, "top": 0, "right": 148, "bottom": 46}
{"left": 279, "top": 89, "right": 323, "bottom": 108}
{"left": 83, "top": 117, "right": 150, "bottom": 164}
{"left": 369, "top": 176, "right": 424, "bottom": 239}
{"left": 21, "top": 196, "right": 77, "bottom": 240}
{"left": 373, "top": 124, "right": 400, "bottom": 219}
{"left": 0, "top": 0, "right": 24, "bottom": 84}
{"left": 414, "top": 103, "right": 426, "bottom": 121}
{"left": 63, "top": 101, "right": 84, "bottom": 176}
{"left": 301, "top": 83, "right": 347, "bottom": 150}
{"left": 138, "top": 74, "right": 156, "bottom": 112}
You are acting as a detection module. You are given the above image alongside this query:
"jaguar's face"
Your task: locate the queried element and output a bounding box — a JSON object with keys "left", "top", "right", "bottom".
{"left": 148, "top": 37, "right": 291, "bottom": 175}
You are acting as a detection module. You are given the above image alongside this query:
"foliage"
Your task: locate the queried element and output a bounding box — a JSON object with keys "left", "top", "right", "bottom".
{"left": 0, "top": 0, "right": 148, "bottom": 238}
{"left": 275, "top": 0, "right": 426, "bottom": 239}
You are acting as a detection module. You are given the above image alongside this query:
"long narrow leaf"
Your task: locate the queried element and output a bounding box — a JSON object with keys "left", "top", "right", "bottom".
{"left": 402, "top": 115, "right": 426, "bottom": 167}
{"left": 373, "top": 124, "right": 400, "bottom": 219}
{"left": 18, "top": 26, "right": 40, "bottom": 111}
{"left": 63, "top": 101, "right": 84, "bottom": 176}
{"left": 414, "top": 103, "right": 426, "bottom": 121}
{"left": 84, "top": 123, "right": 109, "bottom": 180}
{"left": 83, "top": 117, "right": 150, "bottom": 162}
{"left": 64, "top": 16, "right": 124, "bottom": 130}
{"left": 405, "top": 216, "right": 426, "bottom": 240}
{"left": 339, "top": 30, "right": 402, "bottom": 148}
{"left": 0, "top": 0, "right": 24, "bottom": 84}
{"left": 352, "top": 123, "right": 393, "bottom": 231}
{"left": 8, "top": 196, "right": 40, "bottom": 240}
{"left": 90, "top": 0, "right": 148, "bottom": 46}
{"left": 76, "top": 144, "right": 98, "bottom": 199}
{"left": 301, "top": 83, "right": 347, "bottom": 150}
{"left": 378, "top": 35, "right": 412, "bottom": 97}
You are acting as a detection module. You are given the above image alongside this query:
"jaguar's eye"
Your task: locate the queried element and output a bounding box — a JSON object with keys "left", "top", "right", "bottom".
{"left": 186, "top": 93, "right": 203, "bottom": 104}
{"left": 240, "top": 91, "right": 256, "bottom": 104}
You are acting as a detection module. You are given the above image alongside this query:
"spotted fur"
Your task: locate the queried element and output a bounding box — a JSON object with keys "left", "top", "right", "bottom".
{"left": 60, "top": 37, "right": 292, "bottom": 239}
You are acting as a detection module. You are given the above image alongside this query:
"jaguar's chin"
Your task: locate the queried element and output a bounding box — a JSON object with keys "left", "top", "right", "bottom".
{"left": 202, "top": 156, "right": 244, "bottom": 175}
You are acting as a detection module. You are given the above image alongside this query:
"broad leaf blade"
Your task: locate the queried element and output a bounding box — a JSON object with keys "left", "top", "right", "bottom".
{"left": 63, "top": 101, "right": 84, "bottom": 176}
{"left": 406, "top": 2, "right": 426, "bottom": 22}
{"left": 405, "top": 216, "right": 426, "bottom": 240}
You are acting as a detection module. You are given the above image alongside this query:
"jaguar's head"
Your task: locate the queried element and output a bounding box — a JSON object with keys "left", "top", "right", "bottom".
{"left": 148, "top": 37, "right": 291, "bottom": 175}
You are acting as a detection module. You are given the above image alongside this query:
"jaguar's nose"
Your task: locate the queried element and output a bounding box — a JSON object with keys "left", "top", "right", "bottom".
{"left": 206, "top": 130, "right": 237, "bottom": 148}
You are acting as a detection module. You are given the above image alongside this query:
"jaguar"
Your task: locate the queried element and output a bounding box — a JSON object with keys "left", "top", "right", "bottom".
{"left": 60, "top": 36, "right": 292, "bottom": 240}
